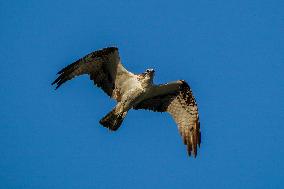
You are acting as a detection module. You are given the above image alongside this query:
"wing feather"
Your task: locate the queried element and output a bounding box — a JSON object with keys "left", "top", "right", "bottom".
{"left": 52, "top": 47, "right": 135, "bottom": 101}
{"left": 134, "top": 80, "right": 201, "bottom": 157}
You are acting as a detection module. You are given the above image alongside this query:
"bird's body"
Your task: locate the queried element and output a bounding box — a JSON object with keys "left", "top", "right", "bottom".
{"left": 52, "top": 47, "right": 201, "bottom": 157}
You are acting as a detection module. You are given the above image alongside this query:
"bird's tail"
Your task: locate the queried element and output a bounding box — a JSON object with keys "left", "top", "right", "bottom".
{"left": 99, "top": 109, "right": 127, "bottom": 131}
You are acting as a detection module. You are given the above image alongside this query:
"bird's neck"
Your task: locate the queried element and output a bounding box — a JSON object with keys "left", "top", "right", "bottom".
{"left": 141, "top": 76, "right": 154, "bottom": 88}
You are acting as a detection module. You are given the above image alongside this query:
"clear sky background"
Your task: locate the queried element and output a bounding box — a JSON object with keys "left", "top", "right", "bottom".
{"left": 1, "top": 0, "right": 283, "bottom": 188}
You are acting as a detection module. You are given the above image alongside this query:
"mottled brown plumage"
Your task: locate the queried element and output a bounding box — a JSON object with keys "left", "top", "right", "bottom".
{"left": 52, "top": 47, "right": 129, "bottom": 101}
{"left": 134, "top": 81, "right": 200, "bottom": 157}
{"left": 52, "top": 47, "right": 201, "bottom": 157}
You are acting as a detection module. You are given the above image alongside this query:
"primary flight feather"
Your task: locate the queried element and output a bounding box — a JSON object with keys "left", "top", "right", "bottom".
{"left": 52, "top": 47, "right": 201, "bottom": 157}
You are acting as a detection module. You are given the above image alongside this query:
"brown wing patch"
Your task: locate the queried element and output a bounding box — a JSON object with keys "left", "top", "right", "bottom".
{"left": 134, "top": 93, "right": 176, "bottom": 112}
{"left": 134, "top": 80, "right": 201, "bottom": 157}
{"left": 52, "top": 47, "right": 125, "bottom": 101}
{"left": 167, "top": 81, "right": 200, "bottom": 157}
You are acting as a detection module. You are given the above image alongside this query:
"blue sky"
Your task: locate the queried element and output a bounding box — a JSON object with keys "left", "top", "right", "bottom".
{"left": 1, "top": 0, "right": 284, "bottom": 188}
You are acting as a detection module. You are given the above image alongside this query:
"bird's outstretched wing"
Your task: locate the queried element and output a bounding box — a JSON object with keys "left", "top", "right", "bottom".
{"left": 134, "top": 80, "right": 201, "bottom": 157}
{"left": 52, "top": 47, "right": 135, "bottom": 101}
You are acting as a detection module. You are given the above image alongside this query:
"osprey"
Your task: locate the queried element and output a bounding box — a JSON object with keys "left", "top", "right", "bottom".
{"left": 52, "top": 47, "right": 201, "bottom": 157}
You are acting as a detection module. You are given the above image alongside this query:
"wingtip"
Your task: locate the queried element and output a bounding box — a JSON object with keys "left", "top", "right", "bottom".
{"left": 51, "top": 78, "right": 60, "bottom": 89}
{"left": 186, "top": 139, "right": 199, "bottom": 158}
{"left": 51, "top": 81, "right": 56, "bottom": 85}
{"left": 51, "top": 78, "right": 62, "bottom": 90}
{"left": 187, "top": 151, "right": 197, "bottom": 158}
{"left": 187, "top": 149, "right": 191, "bottom": 156}
{"left": 55, "top": 83, "right": 62, "bottom": 90}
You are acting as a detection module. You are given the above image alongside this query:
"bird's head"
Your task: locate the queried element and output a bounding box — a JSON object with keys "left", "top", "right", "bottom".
{"left": 145, "top": 68, "right": 155, "bottom": 76}
{"left": 145, "top": 68, "right": 155, "bottom": 78}
{"left": 140, "top": 68, "right": 155, "bottom": 84}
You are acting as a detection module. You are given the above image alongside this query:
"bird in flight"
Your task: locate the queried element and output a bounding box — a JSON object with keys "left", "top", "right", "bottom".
{"left": 52, "top": 47, "right": 201, "bottom": 157}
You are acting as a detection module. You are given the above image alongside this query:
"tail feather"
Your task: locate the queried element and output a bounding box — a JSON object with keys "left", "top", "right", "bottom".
{"left": 99, "top": 109, "right": 127, "bottom": 131}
